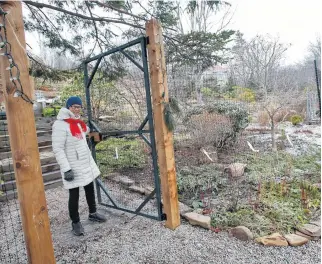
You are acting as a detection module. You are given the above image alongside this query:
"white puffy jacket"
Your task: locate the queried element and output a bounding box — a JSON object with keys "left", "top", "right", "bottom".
{"left": 52, "top": 107, "right": 100, "bottom": 189}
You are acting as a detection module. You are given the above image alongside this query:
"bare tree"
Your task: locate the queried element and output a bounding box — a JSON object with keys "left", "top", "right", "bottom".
{"left": 38, "top": 38, "right": 78, "bottom": 70}
{"left": 167, "top": 1, "right": 235, "bottom": 104}
{"left": 276, "top": 62, "right": 317, "bottom": 93}
{"left": 230, "top": 33, "right": 289, "bottom": 96}
{"left": 308, "top": 35, "right": 321, "bottom": 65}
{"left": 263, "top": 97, "right": 284, "bottom": 152}
{"left": 261, "top": 89, "right": 305, "bottom": 152}
{"left": 173, "top": 0, "right": 233, "bottom": 34}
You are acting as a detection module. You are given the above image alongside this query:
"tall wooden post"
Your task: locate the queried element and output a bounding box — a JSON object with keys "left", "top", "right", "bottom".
{"left": 146, "top": 19, "right": 180, "bottom": 230}
{"left": 0, "top": 2, "right": 56, "bottom": 263}
{"left": 0, "top": 55, "right": 4, "bottom": 104}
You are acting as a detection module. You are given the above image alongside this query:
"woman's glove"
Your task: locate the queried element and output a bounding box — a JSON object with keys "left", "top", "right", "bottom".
{"left": 64, "top": 170, "right": 75, "bottom": 182}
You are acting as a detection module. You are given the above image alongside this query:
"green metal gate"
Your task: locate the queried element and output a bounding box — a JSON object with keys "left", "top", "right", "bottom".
{"left": 83, "top": 37, "right": 164, "bottom": 221}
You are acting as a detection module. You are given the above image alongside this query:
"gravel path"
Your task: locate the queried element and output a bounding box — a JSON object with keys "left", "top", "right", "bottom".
{"left": 44, "top": 187, "right": 321, "bottom": 264}
{"left": 1, "top": 186, "right": 321, "bottom": 264}
{"left": 54, "top": 217, "right": 321, "bottom": 264}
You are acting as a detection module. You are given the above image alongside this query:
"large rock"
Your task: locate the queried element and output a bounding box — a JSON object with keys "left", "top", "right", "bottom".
{"left": 224, "top": 163, "right": 247, "bottom": 178}
{"left": 230, "top": 226, "right": 253, "bottom": 241}
{"left": 255, "top": 233, "right": 288, "bottom": 246}
{"left": 284, "top": 234, "right": 309, "bottom": 246}
{"left": 128, "top": 185, "right": 145, "bottom": 194}
{"left": 309, "top": 220, "right": 321, "bottom": 227}
{"left": 184, "top": 212, "right": 211, "bottom": 229}
{"left": 179, "top": 202, "right": 192, "bottom": 216}
{"left": 108, "top": 172, "right": 122, "bottom": 179}
{"left": 297, "top": 224, "right": 321, "bottom": 238}
{"left": 295, "top": 231, "right": 320, "bottom": 241}
{"left": 114, "top": 176, "right": 135, "bottom": 187}
{"left": 144, "top": 186, "right": 155, "bottom": 196}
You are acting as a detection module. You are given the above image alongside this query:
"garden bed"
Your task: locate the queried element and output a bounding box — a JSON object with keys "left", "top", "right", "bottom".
{"left": 174, "top": 121, "right": 321, "bottom": 239}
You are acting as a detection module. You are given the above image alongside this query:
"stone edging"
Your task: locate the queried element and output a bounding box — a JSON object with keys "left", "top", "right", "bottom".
{"left": 181, "top": 209, "right": 320, "bottom": 247}
{"left": 108, "top": 174, "right": 154, "bottom": 196}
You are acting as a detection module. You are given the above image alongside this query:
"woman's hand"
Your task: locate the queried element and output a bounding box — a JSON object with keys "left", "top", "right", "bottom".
{"left": 64, "top": 170, "right": 75, "bottom": 181}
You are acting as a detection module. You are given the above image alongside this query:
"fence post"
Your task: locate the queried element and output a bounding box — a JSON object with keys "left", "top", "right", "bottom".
{"left": 314, "top": 60, "right": 321, "bottom": 117}
{"left": 0, "top": 2, "right": 56, "bottom": 263}
{"left": 145, "top": 19, "right": 180, "bottom": 230}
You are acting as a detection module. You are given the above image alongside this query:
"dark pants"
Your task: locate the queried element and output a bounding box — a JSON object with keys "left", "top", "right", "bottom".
{"left": 69, "top": 181, "right": 96, "bottom": 223}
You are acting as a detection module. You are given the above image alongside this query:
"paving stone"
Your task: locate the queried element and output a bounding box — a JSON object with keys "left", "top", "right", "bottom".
{"left": 309, "top": 220, "right": 321, "bottom": 227}
{"left": 295, "top": 231, "right": 320, "bottom": 241}
{"left": 284, "top": 234, "right": 309, "bottom": 246}
{"left": 128, "top": 185, "right": 146, "bottom": 194}
{"left": 183, "top": 212, "right": 211, "bottom": 229}
{"left": 297, "top": 224, "right": 321, "bottom": 237}
{"left": 113, "top": 175, "right": 135, "bottom": 186}
{"left": 144, "top": 186, "right": 155, "bottom": 196}
{"left": 255, "top": 233, "right": 288, "bottom": 246}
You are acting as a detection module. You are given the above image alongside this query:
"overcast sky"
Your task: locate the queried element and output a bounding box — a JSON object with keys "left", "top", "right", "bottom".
{"left": 228, "top": 0, "right": 321, "bottom": 65}
{"left": 25, "top": 0, "right": 321, "bottom": 66}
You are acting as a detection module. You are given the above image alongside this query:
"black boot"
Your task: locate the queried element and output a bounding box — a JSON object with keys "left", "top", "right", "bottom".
{"left": 72, "top": 222, "right": 84, "bottom": 236}
{"left": 88, "top": 212, "right": 107, "bottom": 223}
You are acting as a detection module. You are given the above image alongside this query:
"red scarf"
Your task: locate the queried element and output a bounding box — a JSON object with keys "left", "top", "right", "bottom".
{"left": 64, "top": 118, "right": 87, "bottom": 139}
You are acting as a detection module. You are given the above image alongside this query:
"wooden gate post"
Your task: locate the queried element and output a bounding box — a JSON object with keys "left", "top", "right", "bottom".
{"left": 146, "top": 19, "right": 180, "bottom": 230}
{"left": 0, "top": 2, "right": 56, "bottom": 263}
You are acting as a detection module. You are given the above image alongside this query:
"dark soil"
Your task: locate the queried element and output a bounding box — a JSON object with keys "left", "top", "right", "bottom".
{"left": 175, "top": 146, "right": 203, "bottom": 167}
{"left": 118, "top": 166, "right": 154, "bottom": 186}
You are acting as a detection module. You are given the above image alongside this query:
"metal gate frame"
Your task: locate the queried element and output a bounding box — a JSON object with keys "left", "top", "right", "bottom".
{"left": 83, "top": 36, "right": 164, "bottom": 221}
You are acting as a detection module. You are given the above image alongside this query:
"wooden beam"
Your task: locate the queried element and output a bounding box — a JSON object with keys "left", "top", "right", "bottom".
{"left": 0, "top": 56, "right": 4, "bottom": 105}
{"left": 145, "top": 19, "right": 180, "bottom": 230}
{"left": 0, "top": 2, "right": 56, "bottom": 263}
{"left": 29, "top": 75, "right": 35, "bottom": 101}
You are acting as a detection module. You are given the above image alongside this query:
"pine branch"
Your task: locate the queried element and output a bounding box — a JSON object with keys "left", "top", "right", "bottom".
{"left": 133, "top": 0, "right": 155, "bottom": 19}
{"left": 92, "top": 1, "right": 146, "bottom": 22}
{"left": 23, "top": 1, "right": 145, "bottom": 30}
{"left": 85, "top": 1, "right": 103, "bottom": 53}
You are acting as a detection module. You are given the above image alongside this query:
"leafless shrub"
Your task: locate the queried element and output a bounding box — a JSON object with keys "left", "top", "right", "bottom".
{"left": 188, "top": 112, "right": 234, "bottom": 149}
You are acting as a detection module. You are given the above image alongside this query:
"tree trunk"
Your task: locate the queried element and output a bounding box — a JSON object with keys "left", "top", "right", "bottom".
{"left": 271, "top": 120, "right": 277, "bottom": 151}
{"left": 194, "top": 72, "right": 204, "bottom": 105}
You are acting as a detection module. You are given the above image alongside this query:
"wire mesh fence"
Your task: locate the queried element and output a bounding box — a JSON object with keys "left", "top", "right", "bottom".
{"left": 307, "top": 90, "right": 320, "bottom": 123}
{"left": 0, "top": 107, "right": 28, "bottom": 264}
{"left": 166, "top": 61, "right": 321, "bottom": 236}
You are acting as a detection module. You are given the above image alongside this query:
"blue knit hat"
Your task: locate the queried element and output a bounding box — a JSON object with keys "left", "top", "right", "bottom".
{"left": 66, "top": 96, "right": 82, "bottom": 108}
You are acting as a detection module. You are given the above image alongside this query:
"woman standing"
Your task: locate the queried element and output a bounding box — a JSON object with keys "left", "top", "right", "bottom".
{"left": 52, "top": 96, "right": 106, "bottom": 236}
